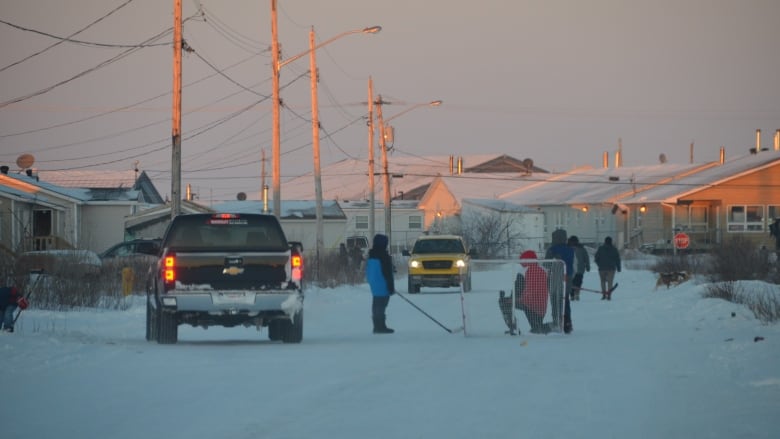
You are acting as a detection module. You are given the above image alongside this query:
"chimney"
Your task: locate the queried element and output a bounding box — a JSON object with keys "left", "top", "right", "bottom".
{"left": 689, "top": 141, "right": 694, "bottom": 164}
{"left": 719, "top": 146, "right": 725, "bottom": 164}
{"left": 457, "top": 156, "right": 463, "bottom": 175}
{"left": 756, "top": 129, "right": 761, "bottom": 153}
{"left": 449, "top": 155, "right": 454, "bottom": 175}
{"left": 614, "top": 149, "right": 621, "bottom": 168}
{"left": 603, "top": 151, "right": 609, "bottom": 168}
{"left": 0, "top": 165, "right": 8, "bottom": 175}
{"left": 616, "top": 138, "right": 623, "bottom": 168}
{"left": 774, "top": 129, "right": 779, "bottom": 151}
{"left": 186, "top": 183, "right": 192, "bottom": 201}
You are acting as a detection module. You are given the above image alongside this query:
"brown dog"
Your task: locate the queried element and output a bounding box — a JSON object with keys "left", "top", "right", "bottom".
{"left": 655, "top": 271, "right": 690, "bottom": 290}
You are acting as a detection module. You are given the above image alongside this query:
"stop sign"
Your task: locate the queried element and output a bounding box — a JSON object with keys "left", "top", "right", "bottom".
{"left": 674, "top": 232, "right": 690, "bottom": 250}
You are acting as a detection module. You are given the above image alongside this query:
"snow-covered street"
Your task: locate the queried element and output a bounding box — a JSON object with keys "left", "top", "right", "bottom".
{"left": 2, "top": 264, "right": 778, "bottom": 439}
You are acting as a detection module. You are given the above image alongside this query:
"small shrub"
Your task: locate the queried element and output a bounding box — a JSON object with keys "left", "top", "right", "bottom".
{"left": 303, "top": 249, "right": 364, "bottom": 288}
{"left": 704, "top": 281, "right": 780, "bottom": 323}
{"left": 14, "top": 253, "right": 153, "bottom": 310}
{"left": 708, "top": 236, "right": 773, "bottom": 282}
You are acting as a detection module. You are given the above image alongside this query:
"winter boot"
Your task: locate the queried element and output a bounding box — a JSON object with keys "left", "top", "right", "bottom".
{"left": 373, "top": 317, "right": 394, "bottom": 334}
{"left": 601, "top": 291, "right": 607, "bottom": 300}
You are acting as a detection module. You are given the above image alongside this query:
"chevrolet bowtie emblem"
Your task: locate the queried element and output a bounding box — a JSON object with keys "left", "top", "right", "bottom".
{"left": 222, "top": 266, "right": 244, "bottom": 275}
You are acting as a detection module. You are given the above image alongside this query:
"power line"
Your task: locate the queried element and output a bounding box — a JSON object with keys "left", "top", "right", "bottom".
{"left": 0, "top": 52, "right": 265, "bottom": 140}
{"left": 200, "top": 5, "right": 267, "bottom": 53}
{"left": 0, "top": 27, "right": 171, "bottom": 108}
{"left": 0, "top": 0, "right": 146, "bottom": 74}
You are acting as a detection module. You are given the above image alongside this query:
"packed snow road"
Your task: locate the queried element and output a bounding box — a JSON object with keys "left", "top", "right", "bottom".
{"left": 2, "top": 264, "right": 778, "bottom": 439}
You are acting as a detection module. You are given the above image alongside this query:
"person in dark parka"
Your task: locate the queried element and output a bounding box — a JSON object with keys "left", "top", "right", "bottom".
{"left": 594, "top": 236, "right": 621, "bottom": 300}
{"left": 568, "top": 235, "right": 590, "bottom": 301}
{"left": 545, "top": 229, "right": 574, "bottom": 334}
{"left": 365, "top": 234, "right": 395, "bottom": 334}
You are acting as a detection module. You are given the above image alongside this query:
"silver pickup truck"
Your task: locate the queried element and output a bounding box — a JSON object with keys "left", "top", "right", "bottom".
{"left": 145, "top": 213, "right": 304, "bottom": 344}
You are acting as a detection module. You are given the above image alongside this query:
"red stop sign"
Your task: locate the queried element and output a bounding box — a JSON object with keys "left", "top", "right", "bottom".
{"left": 674, "top": 232, "right": 690, "bottom": 249}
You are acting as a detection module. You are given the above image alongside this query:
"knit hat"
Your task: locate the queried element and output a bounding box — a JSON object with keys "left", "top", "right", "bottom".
{"left": 519, "top": 250, "right": 537, "bottom": 267}
{"left": 372, "top": 234, "right": 388, "bottom": 250}
{"left": 519, "top": 250, "right": 537, "bottom": 260}
{"left": 551, "top": 229, "right": 567, "bottom": 245}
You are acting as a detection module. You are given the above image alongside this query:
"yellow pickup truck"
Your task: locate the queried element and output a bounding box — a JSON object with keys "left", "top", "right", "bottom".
{"left": 402, "top": 234, "right": 475, "bottom": 293}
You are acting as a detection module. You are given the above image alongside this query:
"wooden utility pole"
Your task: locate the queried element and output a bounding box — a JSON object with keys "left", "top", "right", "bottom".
{"left": 261, "top": 148, "right": 268, "bottom": 213}
{"left": 367, "top": 77, "right": 376, "bottom": 241}
{"left": 171, "top": 0, "right": 182, "bottom": 218}
{"left": 310, "top": 27, "right": 324, "bottom": 281}
{"left": 270, "top": 0, "right": 281, "bottom": 218}
{"left": 375, "top": 95, "right": 391, "bottom": 248}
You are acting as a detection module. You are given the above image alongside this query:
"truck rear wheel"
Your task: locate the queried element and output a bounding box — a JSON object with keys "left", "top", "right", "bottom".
{"left": 282, "top": 310, "right": 303, "bottom": 343}
{"left": 145, "top": 295, "right": 157, "bottom": 341}
{"left": 157, "top": 306, "right": 178, "bottom": 344}
{"left": 268, "top": 319, "right": 283, "bottom": 341}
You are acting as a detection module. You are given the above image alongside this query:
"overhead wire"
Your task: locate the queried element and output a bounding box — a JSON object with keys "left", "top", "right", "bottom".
{"left": 0, "top": 0, "right": 144, "bottom": 74}
{"left": 0, "top": 27, "right": 172, "bottom": 108}
{"left": 0, "top": 51, "right": 265, "bottom": 140}
{"left": 200, "top": 5, "right": 267, "bottom": 53}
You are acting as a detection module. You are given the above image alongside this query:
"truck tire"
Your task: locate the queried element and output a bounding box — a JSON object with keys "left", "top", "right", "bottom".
{"left": 282, "top": 310, "right": 303, "bottom": 344}
{"left": 268, "top": 319, "right": 283, "bottom": 341}
{"left": 145, "top": 295, "right": 157, "bottom": 341}
{"left": 408, "top": 277, "right": 419, "bottom": 294}
{"left": 157, "top": 306, "right": 178, "bottom": 344}
{"left": 463, "top": 273, "right": 472, "bottom": 292}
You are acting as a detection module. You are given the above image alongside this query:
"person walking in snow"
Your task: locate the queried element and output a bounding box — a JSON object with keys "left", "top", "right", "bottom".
{"left": 365, "top": 234, "right": 395, "bottom": 334}
{"left": 545, "top": 229, "right": 574, "bottom": 334}
{"left": 568, "top": 235, "right": 590, "bottom": 301}
{"left": 594, "top": 236, "right": 621, "bottom": 300}
{"left": 1, "top": 284, "right": 28, "bottom": 333}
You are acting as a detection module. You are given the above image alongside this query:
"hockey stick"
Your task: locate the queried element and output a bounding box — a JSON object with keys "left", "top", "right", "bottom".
{"left": 395, "top": 291, "right": 463, "bottom": 334}
{"left": 13, "top": 268, "right": 44, "bottom": 325}
{"left": 572, "top": 283, "right": 619, "bottom": 294}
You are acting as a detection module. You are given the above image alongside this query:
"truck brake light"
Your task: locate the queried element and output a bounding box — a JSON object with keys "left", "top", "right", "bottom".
{"left": 291, "top": 251, "right": 303, "bottom": 282}
{"left": 164, "top": 255, "right": 176, "bottom": 283}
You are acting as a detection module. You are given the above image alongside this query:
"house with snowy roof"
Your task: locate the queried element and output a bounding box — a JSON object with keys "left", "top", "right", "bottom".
{"left": 381, "top": 149, "right": 780, "bottom": 253}
{"left": 0, "top": 167, "right": 165, "bottom": 255}
{"left": 616, "top": 149, "right": 780, "bottom": 253}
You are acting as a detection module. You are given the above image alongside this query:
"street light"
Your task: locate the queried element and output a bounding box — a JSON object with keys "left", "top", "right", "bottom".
{"left": 374, "top": 98, "right": 442, "bottom": 249}
{"left": 269, "top": 19, "right": 381, "bottom": 218}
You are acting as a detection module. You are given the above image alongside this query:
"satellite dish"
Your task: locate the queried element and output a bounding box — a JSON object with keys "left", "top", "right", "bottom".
{"left": 236, "top": 192, "right": 247, "bottom": 201}
{"left": 522, "top": 158, "right": 534, "bottom": 171}
{"left": 16, "top": 153, "right": 35, "bottom": 169}
{"left": 659, "top": 153, "right": 668, "bottom": 164}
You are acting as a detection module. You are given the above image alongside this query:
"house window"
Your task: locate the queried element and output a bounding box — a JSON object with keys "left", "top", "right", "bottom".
{"left": 355, "top": 215, "right": 368, "bottom": 230}
{"left": 553, "top": 211, "right": 564, "bottom": 230}
{"left": 768, "top": 205, "right": 780, "bottom": 222}
{"left": 727, "top": 205, "right": 763, "bottom": 232}
{"left": 408, "top": 215, "right": 422, "bottom": 230}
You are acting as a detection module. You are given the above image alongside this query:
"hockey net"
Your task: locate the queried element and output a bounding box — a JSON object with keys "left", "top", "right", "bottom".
{"left": 490, "top": 259, "right": 566, "bottom": 333}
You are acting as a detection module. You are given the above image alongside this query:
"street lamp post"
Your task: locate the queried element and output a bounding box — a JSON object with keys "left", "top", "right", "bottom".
{"left": 374, "top": 98, "right": 442, "bottom": 249}
{"left": 269, "top": 11, "right": 380, "bottom": 218}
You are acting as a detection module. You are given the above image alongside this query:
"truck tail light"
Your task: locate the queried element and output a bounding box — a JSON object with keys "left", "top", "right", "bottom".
{"left": 163, "top": 253, "right": 176, "bottom": 285}
{"left": 291, "top": 250, "right": 303, "bottom": 282}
